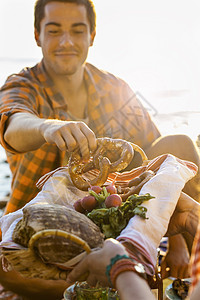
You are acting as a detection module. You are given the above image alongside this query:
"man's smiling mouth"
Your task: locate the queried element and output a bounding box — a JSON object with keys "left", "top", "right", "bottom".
{"left": 55, "top": 50, "right": 78, "bottom": 56}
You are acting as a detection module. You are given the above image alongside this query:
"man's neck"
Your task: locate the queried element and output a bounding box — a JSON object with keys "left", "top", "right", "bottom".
{"left": 53, "top": 67, "right": 85, "bottom": 96}
{"left": 52, "top": 68, "right": 88, "bottom": 118}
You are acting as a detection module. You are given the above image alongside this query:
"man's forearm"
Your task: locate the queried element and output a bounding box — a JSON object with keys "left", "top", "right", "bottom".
{"left": 4, "top": 111, "right": 97, "bottom": 156}
{"left": 4, "top": 112, "right": 47, "bottom": 152}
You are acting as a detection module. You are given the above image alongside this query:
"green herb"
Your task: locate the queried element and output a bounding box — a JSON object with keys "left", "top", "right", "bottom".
{"left": 88, "top": 187, "right": 110, "bottom": 207}
{"left": 73, "top": 282, "right": 119, "bottom": 300}
{"left": 87, "top": 193, "right": 154, "bottom": 238}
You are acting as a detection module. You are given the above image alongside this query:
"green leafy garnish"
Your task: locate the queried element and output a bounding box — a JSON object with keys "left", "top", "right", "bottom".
{"left": 87, "top": 193, "right": 154, "bottom": 238}
{"left": 88, "top": 187, "right": 110, "bottom": 207}
{"left": 71, "top": 282, "right": 119, "bottom": 299}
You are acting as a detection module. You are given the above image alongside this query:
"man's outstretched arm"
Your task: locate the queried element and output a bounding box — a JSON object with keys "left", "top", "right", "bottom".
{"left": 4, "top": 112, "right": 97, "bottom": 157}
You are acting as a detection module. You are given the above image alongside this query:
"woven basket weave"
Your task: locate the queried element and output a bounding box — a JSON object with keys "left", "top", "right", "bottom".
{"left": 2, "top": 230, "right": 91, "bottom": 280}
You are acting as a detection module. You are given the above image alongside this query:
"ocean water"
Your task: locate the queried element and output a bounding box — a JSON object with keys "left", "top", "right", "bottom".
{"left": 0, "top": 146, "right": 11, "bottom": 200}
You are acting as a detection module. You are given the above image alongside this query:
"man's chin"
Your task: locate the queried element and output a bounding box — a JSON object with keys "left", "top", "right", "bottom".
{"left": 56, "top": 63, "right": 82, "bottom": 76}
{"left": 52, "top": 67, "right": 79, "bottom": 77}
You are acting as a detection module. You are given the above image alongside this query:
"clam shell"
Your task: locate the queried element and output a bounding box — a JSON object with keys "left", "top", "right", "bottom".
{"left": 12, "top": 202, "right": 104, "bottom": 263}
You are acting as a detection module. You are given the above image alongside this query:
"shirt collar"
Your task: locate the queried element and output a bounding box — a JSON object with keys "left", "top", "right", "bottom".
{"left": 84, "top": 63, "right": 107, "bottom": 107}
{"left": 36, "top": 60, "right": 107, "bottom": 109}
{"left": 37, "top": 60, "right": 67, "bottom": 109}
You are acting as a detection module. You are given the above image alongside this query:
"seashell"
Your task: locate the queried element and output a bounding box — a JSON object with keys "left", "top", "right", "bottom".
{"left": 12, "top": 202, "right": 104, "bottom": 264}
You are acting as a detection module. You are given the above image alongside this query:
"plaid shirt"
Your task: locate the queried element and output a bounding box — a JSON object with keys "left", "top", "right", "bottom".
{"left": 190, "top": 220, "right": 200, "bottom": 295}
{"left": 0, "top": 61, "right": 160, "bottom": 214}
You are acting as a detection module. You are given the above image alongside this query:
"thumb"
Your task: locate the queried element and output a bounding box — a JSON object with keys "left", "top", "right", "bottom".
{"left": 66, "top": 259, "right": 89, "bottom": 285}
{"left": 66, "top": 271, "right": 89, "bottom": 287}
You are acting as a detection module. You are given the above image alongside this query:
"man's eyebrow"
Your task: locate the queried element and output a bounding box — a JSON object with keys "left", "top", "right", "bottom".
{"left": 45, "top": 22, "right": 61, "bottom": 27}
{"left": 45, "top": 22, "right": 87, "bottom": 28}
{"left": 72, "top": 22, "right": 87, "bottom": 28}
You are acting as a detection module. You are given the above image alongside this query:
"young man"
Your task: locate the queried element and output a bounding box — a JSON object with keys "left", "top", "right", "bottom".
{"left": 0, "top": 0, "right": 200, "bottom": 298}
{"left": 0, "top": 0, "right": 162, "bottom": 215}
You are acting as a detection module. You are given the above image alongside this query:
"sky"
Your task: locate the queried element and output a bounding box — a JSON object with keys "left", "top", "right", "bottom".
{"left": 0, "top": 0, "right": 200, "bottom": 137}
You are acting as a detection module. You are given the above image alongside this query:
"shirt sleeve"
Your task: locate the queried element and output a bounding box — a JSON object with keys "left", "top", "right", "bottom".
{"left": 109, "top": 78, "right": 161, "bottom": 149}
{"left": 0, "top": 74, "right": 39, "bottom": 153}
{"left": 119, "top": 79, "right": 161, "bottom": 148}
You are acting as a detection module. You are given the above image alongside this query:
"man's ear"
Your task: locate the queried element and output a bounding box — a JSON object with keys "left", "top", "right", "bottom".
{"left": 90, "top": 30, "right": 96, "bottom": 47}
{"left": 34, "top": 29, "right": 41, "bottom": 47}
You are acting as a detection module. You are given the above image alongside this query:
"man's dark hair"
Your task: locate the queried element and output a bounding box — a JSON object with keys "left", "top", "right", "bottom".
{"left": 34, "top": 0, "right": 96, "bottom": 33}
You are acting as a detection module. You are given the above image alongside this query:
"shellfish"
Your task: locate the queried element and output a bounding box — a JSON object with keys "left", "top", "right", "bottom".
{"left": 12, "top": 202, "right": 104, "bottom": 264}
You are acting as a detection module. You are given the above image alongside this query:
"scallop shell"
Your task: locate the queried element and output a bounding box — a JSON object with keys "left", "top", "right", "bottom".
{"left": 12, "top": 202, "right": 104, "bottom": 264}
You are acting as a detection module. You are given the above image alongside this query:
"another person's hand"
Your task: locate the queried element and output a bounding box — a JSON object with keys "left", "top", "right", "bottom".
{"left": 166, "top": 192, "right": 200, "bottom": 238}
{"left": 161, "top": 236, "right": 190, "bottom": 279}
{"left": 0, "top": 260, "right": 68, "bottom": 300}
{"left": 66, "top": 239, "right": 128, "bottom": 287}
{"left": 66, "top": 239, "right": 155, "bottom": 300}
{"left": 39, "top": 119, "right": 97, "bottom": 158}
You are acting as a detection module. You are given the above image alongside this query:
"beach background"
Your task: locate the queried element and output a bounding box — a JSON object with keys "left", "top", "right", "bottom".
{"left": 0, "top": 0, "right": 200, "bottom": 202}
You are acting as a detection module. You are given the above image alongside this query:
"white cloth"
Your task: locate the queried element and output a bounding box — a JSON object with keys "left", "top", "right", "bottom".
{"left": 117, "top": 154, "right": 197, "bottom": 275}
{"left": 0, "top": 169, "right": 87, "bottom": 249}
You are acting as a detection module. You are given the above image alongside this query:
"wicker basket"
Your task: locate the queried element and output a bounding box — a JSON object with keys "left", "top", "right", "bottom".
{"left": 2, "top": 230, "right": 91, "bottom": 280}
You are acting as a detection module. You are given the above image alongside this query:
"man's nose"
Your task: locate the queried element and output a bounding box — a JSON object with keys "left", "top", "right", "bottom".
{"left": 60, "top": 32, "right": 73, "bottom": 46}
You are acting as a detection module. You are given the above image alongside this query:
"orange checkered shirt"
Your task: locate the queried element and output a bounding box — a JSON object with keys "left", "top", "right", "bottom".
{"left": 190, "top": 221, "right": 200, "bottom": 295}
{"left": 0, "top": 60, "right": 160, "bottom": 215}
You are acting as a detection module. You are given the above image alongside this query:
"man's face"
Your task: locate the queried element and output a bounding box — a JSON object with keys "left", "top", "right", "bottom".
{"left": 35, "top": 2, "right": 95, "bottom": 77}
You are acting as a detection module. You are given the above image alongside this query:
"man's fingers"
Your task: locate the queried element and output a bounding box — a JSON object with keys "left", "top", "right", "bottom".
{"left": 43, "top": 120, "right": 97, "bottom": 156}
{"left": 60, "top": 126, "right": 90, "bottom": 156}
{"left": 63, "top": 122, "right": 97, "bottom": 157}
{"left": 71, "top": 123, "right": 97, "bottom": 157}
{"left": 53, "top": 134, "right": 67, "bottom": 151}
{"left": 80, "top": 124, "right": 97, "bottom": 152}
{"left": 75, "top": 134, "right": 90, "bottom": 158}
{"left": 54, "top": 132, "right": 77, "bottom": 152}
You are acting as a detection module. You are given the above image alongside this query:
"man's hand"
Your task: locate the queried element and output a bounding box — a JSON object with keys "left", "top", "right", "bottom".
{"left": 4, "top": 112, "right": 97, "bottom": 158}
{"left": 39, "top": 119, "right": 97, "bottom": 158}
